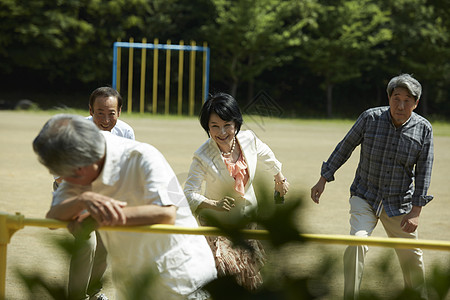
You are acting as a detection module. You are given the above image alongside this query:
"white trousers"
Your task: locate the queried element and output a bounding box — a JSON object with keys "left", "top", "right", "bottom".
{"left": 343, "top": 196, "right": 427, "bottom": 300}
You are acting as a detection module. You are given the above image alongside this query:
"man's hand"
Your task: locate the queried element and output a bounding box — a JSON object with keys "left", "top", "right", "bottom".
{"left": 79, "top": 191, "right": 127, "bottom": 226}
{"left": 400, "top": 206, "right": 422, "bottom": 233}
{"left": 311, "top": 176, "right": 327, "bottom": 204}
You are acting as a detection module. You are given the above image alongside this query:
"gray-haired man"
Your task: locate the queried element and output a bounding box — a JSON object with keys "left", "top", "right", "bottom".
{"left": 35, "top": 114, "right": 216, "bottom": 300}
{"left": 311, "top": 74, "right": 433, "bottom": 299}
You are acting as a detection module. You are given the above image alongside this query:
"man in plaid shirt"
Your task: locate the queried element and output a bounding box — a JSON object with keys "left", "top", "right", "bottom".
{"left": 311, "top": 74, "right": 433, "bottom": 300}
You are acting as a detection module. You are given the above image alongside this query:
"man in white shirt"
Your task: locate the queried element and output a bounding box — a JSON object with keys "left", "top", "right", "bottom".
{"left": 36, "top": 114, "right": 216, "bottom": 300}
{"left": 54, "top": 87, "right": 135, "bottom": 300}
{"left": 87, "top": 87, "right": 135, "bottom": 140}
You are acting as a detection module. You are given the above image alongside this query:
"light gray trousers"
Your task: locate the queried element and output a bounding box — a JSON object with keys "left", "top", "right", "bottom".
{"left": 343, "top": 196, "right": 427, "bottom": 300}
{"left": 68, "top": 230, "right": 107, "bottom": 300}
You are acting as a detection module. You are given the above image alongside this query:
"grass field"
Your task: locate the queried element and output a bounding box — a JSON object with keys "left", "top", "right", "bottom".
{"left": 1, "top": 110, "right": 449, "bottom": 299}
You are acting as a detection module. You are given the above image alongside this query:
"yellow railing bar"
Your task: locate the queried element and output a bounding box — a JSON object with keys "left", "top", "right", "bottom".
{"left": 2, "top": 212, "right": 450, "bottom": 300}
{"left": 188, "top": 40, "right": 196, "bottom": 116}
{"left": 202, "top": 41, "right": 207, "bottom": 103}
{"left": 177, "top": 40, "right": 184, "bottom": 116}
{"left": 127, "top": 37, "right": 134, "bottom": 113}
{"left": 139, "top": 38, "right": 147, "bottom": 114}
{"left": 116, "top": 38, "right": 121, "bottom": 93}
{"left": 165, "top": 39, "right": 171, "bottom": 115}
{"left": 152, "top": 38, "right": 159, "bottom": 114}
{"left": 5, "top": 213, "right": 450, "bottom": 251}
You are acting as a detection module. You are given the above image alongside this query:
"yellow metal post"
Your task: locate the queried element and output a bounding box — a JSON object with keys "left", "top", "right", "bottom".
{"left": 116, "top": 38, "right": 122, "bottom": 93}
{"left": 177, "top": 40, "right": 184, "bottom": 116}
{"left": 202, "top": 42, "right": 208, "bottom": 103}
{"left": 0, "top": 243, "right": 5, "bottom": 300}
{"left": 0, "top": 213, "right": 8, "bottom": 300}
{"left": 127, "top": 37, "right": 134, "bottom": 113}
{"left": 140, "top": 38, "right": 147, "bottom": 114}
{"left": 0, "top": 212, "right": 24, "bottom": 300}
{"left": 189, "top": 41, "right": 196, "bottom": 116}
{"left": 165, "top": 40, "right": 171, "bottom": 115}
{"left": 152, "top": 38, "right": 159, "bottom": 114}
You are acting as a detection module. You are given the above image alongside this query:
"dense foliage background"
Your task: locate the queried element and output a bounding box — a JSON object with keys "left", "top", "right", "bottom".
{"left": 1, "top": 0, "right": 449, "bottom": 118}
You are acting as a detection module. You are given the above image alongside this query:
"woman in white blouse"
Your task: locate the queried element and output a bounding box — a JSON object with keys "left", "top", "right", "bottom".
{"left": 184, "top": 92, "right": 289, "bottom": 290}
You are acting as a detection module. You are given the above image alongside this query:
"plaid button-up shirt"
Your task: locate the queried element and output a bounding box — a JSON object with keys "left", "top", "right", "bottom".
{"left": 321, "top": 106, "right": 434, "bottom": 217}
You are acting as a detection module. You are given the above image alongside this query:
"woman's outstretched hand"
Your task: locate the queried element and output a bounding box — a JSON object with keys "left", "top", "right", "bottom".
{"left": 215, "top": 196, "right": 236, "bottom": 211}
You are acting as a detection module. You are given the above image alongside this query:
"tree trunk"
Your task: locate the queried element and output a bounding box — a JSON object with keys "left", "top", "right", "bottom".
{"left": 247, "top": 80, "right": 254, "bottom": 103}
{"left": 376, "top": 84, "right": 382, "bottom": 106}
{"left": 247, "top": 54, "right": 254, "bottom": 102}
{"left": 230, "top": 56, "right": 238, "bottom": 98}
{"left": 421, "top": 84, "right": 428, "bottom": 116}
{"left": 230, "top": 80, "right": 238, "bottom": 98}
{"left": 326, "top": 82, "right": 333, "bottom": 118}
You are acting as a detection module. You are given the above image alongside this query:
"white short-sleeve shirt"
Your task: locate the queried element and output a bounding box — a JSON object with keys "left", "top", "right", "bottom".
{"left": 86, "top": 115, "right": 135, "bottom": 140}
{"left": 53, "top": 133, "right": 216, "bottom": 299}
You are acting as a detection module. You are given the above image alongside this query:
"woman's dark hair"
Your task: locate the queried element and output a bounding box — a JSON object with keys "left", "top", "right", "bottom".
{"left": 199, "top": 92, "right": 243, "bottom": 137}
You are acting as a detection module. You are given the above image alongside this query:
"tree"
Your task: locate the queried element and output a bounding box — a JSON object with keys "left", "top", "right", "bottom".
{"left": 298, "top": 0, "right": 391, "bottom": 117}
{"left": 378, "top": 0, "right": 450, "bottom": 116}
{"left": 201, "top": 0, "right": 318, "bottom": 100}
{"left": 0, "top": 0, "right": 94, "bottom": 81}
{"left": 0, "top": 0, "right": 194, "bottom": 84}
